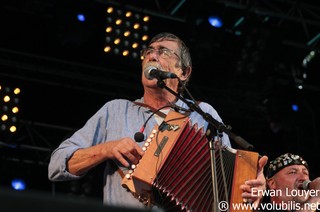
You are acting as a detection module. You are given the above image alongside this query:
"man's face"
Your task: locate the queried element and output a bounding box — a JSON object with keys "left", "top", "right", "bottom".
{"left": 267, "top": 165, "right": 309, "bottom": 204}
{"left": 141, "top": 39, "right": 188, "bottom": 92}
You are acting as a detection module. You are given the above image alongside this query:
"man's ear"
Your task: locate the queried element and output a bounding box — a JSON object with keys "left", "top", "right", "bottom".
{"left": 180, "top": 67, "right": 191, "bottom": 81}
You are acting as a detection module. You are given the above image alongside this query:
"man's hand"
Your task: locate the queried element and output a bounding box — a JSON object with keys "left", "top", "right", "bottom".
{"left": 108, "top": 138, "right": 145, "bottom": 168}
{"left": 240, "top": 155, "right": 268, "bottom": 208}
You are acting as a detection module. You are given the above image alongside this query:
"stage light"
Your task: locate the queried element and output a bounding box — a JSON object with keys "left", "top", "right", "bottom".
{"left": 302, "top": 49, "right": 318, "bottom": 68}
{"left": 124, "top": 31, "right": 130, "bottom": 37}
{"left": 104, "top": 6, "right": 150, "bottom": 59}
{"left": 104, "top": 46, "right": 111, "bottom": 53}
{"left": 106, "top": 27, "right": 112, "bottom": 33}
{"left": 0, "top": 84, "right": 20, "bottom": 135}
{"left": 11, "top": 178, "right": 26, "bottom": 191}
{"left": 77, "top": 14, "right": 86, "bottom": 22}
{"left": 132, "top": 42, "right": 138, "bottom": 49}
{"left": 107, "top": 7, "right": 113, "bottom": 14}
{"left": 208, "top": 16, "right": 223, "bottom": 28}
{"left": 291, "top": 104, "right": 299, "bottom": 112}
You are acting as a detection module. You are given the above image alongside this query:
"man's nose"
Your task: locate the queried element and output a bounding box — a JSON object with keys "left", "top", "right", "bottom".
{"left": 298, "top": 173, "right": 309, "bottom": 182}
{"left": 148, "top": 50, "right": 160, "bottom": 61}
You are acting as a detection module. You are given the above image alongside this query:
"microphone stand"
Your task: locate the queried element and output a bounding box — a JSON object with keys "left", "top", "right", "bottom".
{"left": 156, "top": 80, "right": 253, "bottom": 150}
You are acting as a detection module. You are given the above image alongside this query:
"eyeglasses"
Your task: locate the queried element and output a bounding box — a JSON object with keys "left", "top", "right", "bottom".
{"left": 140, "top": 47, "right": 180, "bottom": 60}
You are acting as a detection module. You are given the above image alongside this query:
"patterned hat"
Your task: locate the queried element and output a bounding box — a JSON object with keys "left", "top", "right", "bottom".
{"left": 266, "top": 153, "right": 308, "bottom": 178}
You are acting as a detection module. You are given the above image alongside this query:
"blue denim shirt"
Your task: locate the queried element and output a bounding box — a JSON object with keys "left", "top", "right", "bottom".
{"left": 48, "top": 97, "right": 231, "bottom": 209}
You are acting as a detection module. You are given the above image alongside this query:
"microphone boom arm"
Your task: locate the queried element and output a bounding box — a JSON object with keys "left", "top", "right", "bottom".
{"left": 156, "top": 80, "right": 254, "bottom": 150}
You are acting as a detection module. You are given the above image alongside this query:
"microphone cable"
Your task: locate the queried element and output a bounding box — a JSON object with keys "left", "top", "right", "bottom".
{"left": 177, "top": 78, "right": 202, "bottom": 112}
{"left": 134, "top": 104, "right": 172, "bottom": 142}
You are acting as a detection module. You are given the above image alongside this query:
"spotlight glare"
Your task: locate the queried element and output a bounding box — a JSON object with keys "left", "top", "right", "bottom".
{"left": 104, "top": 46, "right": 111, "bottom": 52}
{"left": 115, "top": 19, "right": 122, "bottom": 25}
{"left": 106, "top": 27, "right": 112, "bottom": 33}
{"left": 77, "top": 14, "right": 86, "bottom": 22}
{"left": 122, "top": 50, "right": 129, "bottom": 56}
{"left": 1, "top": 115, "right": 8, "bottom": 121}
{"left": 12, "top": 107, "right": 19, "bottom": 113}
{"left": 142, "top": 35, "right": 148, "bottom": 41}
{"left": 4, "top": 95, "right": 10, "bottom": 102}
{"left": 125, "top": 11, "right": 132, "bottom": 18}
{"left": 291, "top": 104, "right": 299, "bottom": 112}
{"left": 104, "top": 7, "right": 150, "bottom": 59}
{"left": 132, "top": 42, "right": 138, "bottom": 49}
{"left": 143, "top": 16, "right": 150, "bottom": 22}
{"left": 124, "top": 31, "right": 130, "bottom": 37}
{"left": 208, "top": 16, "right": 223, "bottom": 28}
{"left": 11, "top": 178, "right": 26, "bottom": 191}
{"left": 14, "top": 88, "right": 20, "bottom": 95}
{"left": 107, "top": 7, "right": 114, "bottom": 14}
{"left": 10, "top": 125, "right": 17, "bottom": 133}
{"left": 1, "top": 84, "right": 20, "bottom": 135}
{"left": 133, "top": 23, "right": 140, "bottom": 30}
{"left": 114, "top": 38, "right": 121, "bottom": 45}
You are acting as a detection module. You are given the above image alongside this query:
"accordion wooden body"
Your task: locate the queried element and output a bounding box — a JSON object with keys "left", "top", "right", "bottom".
{"left": 122, "top": 110, "right": 259, "bottom": 212}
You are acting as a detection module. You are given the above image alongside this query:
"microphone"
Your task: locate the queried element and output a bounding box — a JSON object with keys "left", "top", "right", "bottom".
{"left": 144, "top": 66, "right": 177, "bottom": 80}
{"left": 134, "top": 125, "right": 145, "bottom": 143}
{"left": 134, "top": 131, "right": 145, "bottom": 143}
{"left": 302, "top": 180, "right": 311, "bottom": 190}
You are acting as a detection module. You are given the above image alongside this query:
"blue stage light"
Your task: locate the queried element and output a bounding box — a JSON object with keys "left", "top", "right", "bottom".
{"left": 77, "top": 14, "right": 86, "bottom": 22}
{"left": 208, "top": 16, "right": 223, "bottom": 28}
{"left": 11, "top": 178, "right": 26, "bottom": 191}
{"left": 291, "top": 104, "right": 299, "bottom": 112}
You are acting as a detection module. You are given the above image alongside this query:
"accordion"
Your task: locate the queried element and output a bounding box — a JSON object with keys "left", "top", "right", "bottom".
{"left": 122, "top": 110, "right": 259, "bottom": 211}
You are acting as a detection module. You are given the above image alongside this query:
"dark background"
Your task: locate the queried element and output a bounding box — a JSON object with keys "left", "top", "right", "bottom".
{"left": 0, "top": 0, "right": 319, "bottom": 202}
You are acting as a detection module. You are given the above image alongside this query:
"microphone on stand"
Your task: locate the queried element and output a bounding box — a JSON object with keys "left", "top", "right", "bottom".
{"left": 144, "top": 66, "right": 177, "bottom": 80}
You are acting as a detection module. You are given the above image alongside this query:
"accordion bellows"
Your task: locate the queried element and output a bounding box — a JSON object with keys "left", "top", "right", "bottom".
{"left": 122, "top": 110, "right": 258, "bottom": 212}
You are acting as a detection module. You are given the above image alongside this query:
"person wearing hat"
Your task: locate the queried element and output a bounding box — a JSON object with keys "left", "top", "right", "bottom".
{"left": 263, "top": 153, "right": 320, "bottom": 211}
